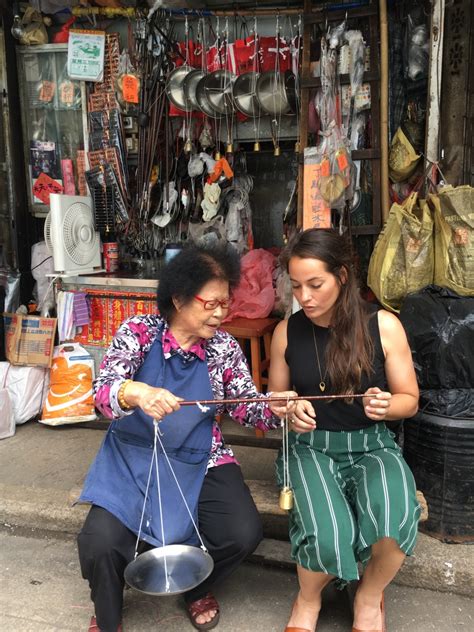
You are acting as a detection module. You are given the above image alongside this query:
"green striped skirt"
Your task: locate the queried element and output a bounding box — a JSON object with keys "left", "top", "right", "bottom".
{"left": 276, "top": 423, "right": 421, "bottom": 583}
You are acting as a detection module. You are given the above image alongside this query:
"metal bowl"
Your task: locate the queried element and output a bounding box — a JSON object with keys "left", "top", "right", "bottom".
{"left": 232, "top": 72, "right": 261, "bottom": 117}
{"left": 256, "top": 71, "right": 296, "bottom": 116}
{"left": 124, "top": 544, "right": 214, "bottom": 596}
{"left": 183, "top": 68, "right": 206, "bottom": 111}
{"left": 166, "top": 65, "right": 193, "bottom": 112}
{"left": 201, "top": 69, "right": 236, "bottom": 116}
{"left": 195, "top": 75, "right": 222, "bottom": 118}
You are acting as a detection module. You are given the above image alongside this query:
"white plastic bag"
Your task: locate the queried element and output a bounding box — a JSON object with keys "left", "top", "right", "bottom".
{"left": 0, "top": 388, "right": 14, "bottom": 439}
{"left": 0, "top": 362, "right": 49, "bottom": 424}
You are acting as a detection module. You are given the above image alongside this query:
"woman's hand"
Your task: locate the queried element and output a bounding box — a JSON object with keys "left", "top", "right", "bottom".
{"left": 124, "top": 382, "right": 183, "bottom": 420}
{"left": 268, "top": 390, "right": 298, "bottom": 418}
{"left": 288, "top": 399, "right": 317, "bottom": 433}
{"left": 363, "top": 387, "right": 392, "bottom": 421}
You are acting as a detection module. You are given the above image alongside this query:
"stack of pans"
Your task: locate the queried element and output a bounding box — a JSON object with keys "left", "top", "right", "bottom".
{"left": 166, "top": 67, "right": 298, "bottom": 118}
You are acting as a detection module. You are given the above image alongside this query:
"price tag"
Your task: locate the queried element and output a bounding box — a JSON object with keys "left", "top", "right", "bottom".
{"left": 59, "top": 80, "right": 75, "bottom": 106}
{"left": 321, "top": 156, "right": 330, "bottom": 177}
{"left": 39, "top": 80, "right": 55, "bottom": 103}
{"left": 122, "top": 74, "right": 140, "bottom": 104}
{"left": 336, "top": 149, "right": 349, "bottom": 171}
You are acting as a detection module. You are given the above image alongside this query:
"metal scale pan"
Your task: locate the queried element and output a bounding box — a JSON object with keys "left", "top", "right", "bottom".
{"left": 125, "top": 544, "right": 214, "bottom": 596}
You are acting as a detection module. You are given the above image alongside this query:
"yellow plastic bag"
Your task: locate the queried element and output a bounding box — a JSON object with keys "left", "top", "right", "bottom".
{"left": 368, "top": 192, "right": 434, "bottom": 312}
{"left": 429, "top": 185, "right": 474, "bottom": 296}
{"left": 388, "top": 127, "right": 421, "bottom": 183}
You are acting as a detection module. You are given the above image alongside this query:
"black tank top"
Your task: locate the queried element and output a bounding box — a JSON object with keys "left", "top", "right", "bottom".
{"left": 285, "top": 304, "right": 388, "bottom": 431}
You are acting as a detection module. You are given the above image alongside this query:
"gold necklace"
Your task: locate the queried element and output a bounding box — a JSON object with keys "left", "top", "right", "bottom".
{"left": 311, "top": 324, "right": 328, "bottom": 392}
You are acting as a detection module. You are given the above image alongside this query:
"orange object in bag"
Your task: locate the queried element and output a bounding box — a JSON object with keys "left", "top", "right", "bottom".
{"left": 40, "top": 344, "right": 97, "bottom": 426}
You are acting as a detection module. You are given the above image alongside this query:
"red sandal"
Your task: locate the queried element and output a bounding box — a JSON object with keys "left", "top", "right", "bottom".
{"left": 88, "top": 615, "right": 122, "bottom": 632}
{"left": 186, "top": 592, "right": 220, "bottom": 631}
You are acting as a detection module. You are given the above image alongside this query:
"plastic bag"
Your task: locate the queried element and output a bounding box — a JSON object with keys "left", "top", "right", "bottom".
{"left": 429, "top": 185, "right": 474, "bottom": 296}
{"left": 399, "top": 285, "right": 474, "bottom": 390}
{"left": 420, "top": 389, "right": 474, "bottom": 419}
{"left": 40, "top": 343, "right": 96, "bottom": 426}
{"left": 0, "top": 387, "right": 14, "bottom": 440}
{"left": 224, "top": 249, "right": 276, "bottom": 321}
{"left": 0, "top": 362, "right": 49, "bottom": 424}
{"left": 368, "top": 192, "right": 434, "bottom": 312}
{"left": 389, "top": 127, "right": 421, "bottom": 183}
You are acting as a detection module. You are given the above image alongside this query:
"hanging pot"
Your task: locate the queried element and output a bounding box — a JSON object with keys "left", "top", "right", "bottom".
{"left": 199, "top": 69, "right": 236, "bottom": 117}
{"left": 256, "top": 70, "right": 297, "bottom": 116}
{"left": 195, "top": 75, "right": 223, "bottom": 119}
{"left": 183, "top": 68, "right": 206, "bottom": 111}
{"left": 232, "top": 71, "right": 261, "bottom": 117}
{"left": 166, "top": 65, "right": 194, "bottom": 112}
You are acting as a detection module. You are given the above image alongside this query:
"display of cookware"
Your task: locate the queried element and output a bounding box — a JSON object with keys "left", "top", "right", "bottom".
{"left": 256, "top": 70, "right": 297, "bottom": 116}
{"left": 166, "top": 65, "right": 193, "bottom": 112}
{"left": 200, "top": 69, "right": 236, "bottom": 116}
{"left": 232, "top": 72, "right": 261, "bottom": 117}
{"left": 183, "top": 68, "right": 206, "bottom": 111}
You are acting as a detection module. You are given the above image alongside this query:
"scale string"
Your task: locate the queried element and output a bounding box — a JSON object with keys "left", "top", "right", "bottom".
{"left": 155, "top": 428, "right": 209, "bottom": 553}
{"left": 134, "top": 427, "right": 157, "bottom": 559}
{"left": 153, "top": 423, "right": 170, "bottom": 592}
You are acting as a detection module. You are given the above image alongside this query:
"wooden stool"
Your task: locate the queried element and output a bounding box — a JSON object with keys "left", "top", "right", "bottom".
{"left": 222, "top": 316, "right": 279, "bottom": 438}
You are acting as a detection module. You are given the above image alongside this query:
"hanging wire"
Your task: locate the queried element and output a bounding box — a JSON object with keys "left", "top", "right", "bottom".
{"left": 155, "top": 427, "right": 209, "bottom": 553}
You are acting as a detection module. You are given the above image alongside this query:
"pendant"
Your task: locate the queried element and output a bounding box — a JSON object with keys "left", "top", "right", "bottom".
{"left": 279, "top": 486, "right": 294, "bottom": 511}
{"left": 319, "top": 381, "right": 326, "bottom": 392}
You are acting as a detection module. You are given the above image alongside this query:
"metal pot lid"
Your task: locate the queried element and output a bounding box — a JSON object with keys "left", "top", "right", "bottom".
{"left": 256, "top": 71, "right": 293, "bottom": 116}
{"left": 124, "top": 544, "right": 214, "bottom": 596}
{"left": 201, "top": 69, "right": 236, "bottom": 116}
{"left": 183, "top": 68, "right": 206, "bottom": 111}
{"left": 232, "top": 72, "right": 261, "bottom": 117}
{"left": 195, "top": 74, "right": 223, "bottom": 119}
{"left": 166, "top": 65, "right": 193, "bottom": 112}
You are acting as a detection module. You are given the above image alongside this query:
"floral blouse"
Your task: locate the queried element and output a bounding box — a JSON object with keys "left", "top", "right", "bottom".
{"left": 93, "top": 314, "right": 281, "bottom": 468}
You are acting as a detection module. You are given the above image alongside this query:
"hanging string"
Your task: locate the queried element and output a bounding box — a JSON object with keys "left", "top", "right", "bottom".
{"left": 134, "top": 420, "right": 161, "bottom": 559}
{"left": 155, "top": 427, "right": 209, "bottom": 553}
{"left": 153, "top": 422, "right": 170, "bottom": 592}
{"left": 281, "top": 396, "right": 291, "bottom": 491}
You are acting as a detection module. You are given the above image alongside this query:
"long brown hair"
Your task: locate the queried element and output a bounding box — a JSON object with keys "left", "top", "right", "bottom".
{"left": 281, "top": 229, "right": 374, "bottom": 394}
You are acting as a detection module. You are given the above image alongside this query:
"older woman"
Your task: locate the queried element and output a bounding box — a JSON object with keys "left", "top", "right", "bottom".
{"left": 269, "top": 229, "right": 421, "bottom": 632}
{"left": 77, "top": 243, "right": 295, "bottom": 632}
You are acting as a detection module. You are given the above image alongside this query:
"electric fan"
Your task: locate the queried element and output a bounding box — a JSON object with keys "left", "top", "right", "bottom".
{"left": 44, "top": 194, "right": 102, "bottom": 277}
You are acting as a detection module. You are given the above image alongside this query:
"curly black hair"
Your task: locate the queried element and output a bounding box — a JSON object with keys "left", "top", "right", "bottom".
{"left": 157, "top": 243, "right": 241, "bottom": 320}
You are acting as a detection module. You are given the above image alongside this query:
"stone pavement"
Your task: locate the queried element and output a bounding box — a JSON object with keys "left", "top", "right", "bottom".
{"left": 0, "top": 422, "right": 472, "bottom": 599}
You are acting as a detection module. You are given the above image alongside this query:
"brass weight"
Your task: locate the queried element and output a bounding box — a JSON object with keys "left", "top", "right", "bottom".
{"left": 214, "top": 150, "right": 221, "bottom": 160}
{"left": 279, "top": 486, "right": 294, "bottom": 511}
{"left": 253, "top": 141, "right": 261, "bottom": 152}
{"left": 226, "top": 142, "right": 233, "bottom": 154}
{"left": 274, "top": 146, "right": 281, "bottom": 157}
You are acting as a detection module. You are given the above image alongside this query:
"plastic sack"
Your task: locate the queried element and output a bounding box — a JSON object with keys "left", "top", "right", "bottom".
{"left": 40, "top": 343, "right": 96, "bottom": 426}
{"left": 429, "top": 185, "right": 474, "bottom": 296}
{"left": 0, "top": 387, "right": 14, "bottom": 440}
{"left": 224, "top": 249, "right": 276, "bottom": 321}
{"left": 420, "top": 389, "right": 474, "bottom": 419}
{"left": 0, "top": 362, "right": 49, "bottom": 424}
{"left": 389, "top": 127, "right": 421, "bottom": 183}
{"left": 399, "top": 285, "right": 474, "bottom": 390}
{"left": 368, "top": 192, "right": 434, "bottom": 311}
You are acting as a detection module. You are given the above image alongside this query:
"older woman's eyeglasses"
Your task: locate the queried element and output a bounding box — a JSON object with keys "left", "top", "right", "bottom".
{"left": 194, "top": 295, "right": 230, "bottom": 310}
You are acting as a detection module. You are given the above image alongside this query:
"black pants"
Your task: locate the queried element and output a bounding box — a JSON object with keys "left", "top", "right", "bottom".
{"left": 77, "top": 463, "right": 263, "bottom": 632}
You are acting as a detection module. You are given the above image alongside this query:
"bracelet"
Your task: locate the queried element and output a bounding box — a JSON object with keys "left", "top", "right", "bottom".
{"left": 118, "top": 379, "right": 133, "bottom": 411}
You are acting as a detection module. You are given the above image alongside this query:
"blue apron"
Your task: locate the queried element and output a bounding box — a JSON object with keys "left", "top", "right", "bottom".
{"left": 79, "top": 334, "right": 215, "bottom": 547}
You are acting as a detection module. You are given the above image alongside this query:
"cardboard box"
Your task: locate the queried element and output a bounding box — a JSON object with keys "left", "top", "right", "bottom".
{"left": 3, "top": 313, "right": 57, "bottom": 368}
